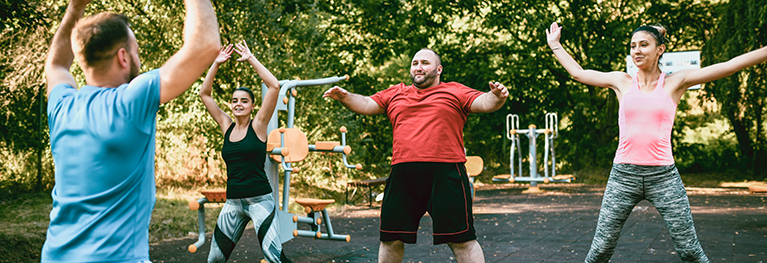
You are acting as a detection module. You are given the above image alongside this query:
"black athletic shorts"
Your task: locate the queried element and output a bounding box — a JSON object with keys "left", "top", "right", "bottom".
{"left": 379, "top": 162, "right": 476, "bottom": 244}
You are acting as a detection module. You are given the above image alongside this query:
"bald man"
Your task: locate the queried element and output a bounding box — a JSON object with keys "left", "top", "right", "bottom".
{"left": 324, "top": 48, "right": 508, "bottom": 263}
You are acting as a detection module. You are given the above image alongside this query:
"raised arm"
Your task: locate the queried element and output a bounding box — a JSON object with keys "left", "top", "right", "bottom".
{"left": 546, "top": 22, "right": 627, "bottom": 91}
{"left": 471, "top": 82, "right": 509, "bottom": 113}
{"left": 670, "top": 46, "right": 767, "bottom": 97}
{"left": 199, "top": 44, "right": 234, "bottom": 134}
{"left": 323, "top": 86, "right": 385, "bottom": 115}
{"left": 45, "top": 0, "right": 91, "bottom": 97}
{"left": 158, "top": 0, "right": 220, "bottom": 104}
{"left": 233, "top": 40, "right": 280, "bottom": 140}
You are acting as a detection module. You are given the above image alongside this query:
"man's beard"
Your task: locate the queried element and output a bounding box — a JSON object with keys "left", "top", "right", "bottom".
{"left": 128, "top": 56, "right": 139, "bottom": 82}
{"left": 411, "top": 69, "right": 438, "bottom": 88}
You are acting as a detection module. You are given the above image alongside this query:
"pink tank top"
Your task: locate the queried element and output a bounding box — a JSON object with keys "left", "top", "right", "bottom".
{"left": 613, "top": 73, "right": 676, "bottom": 166}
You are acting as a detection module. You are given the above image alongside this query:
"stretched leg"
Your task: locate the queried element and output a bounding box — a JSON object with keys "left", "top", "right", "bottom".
{"left": 208, "top": 199, "right": 250, "bottom": 263}
{"left": 379, "top": 240, "right": 404, "bottom": 263}
{"left": 585, "top": 164, "right": 644, "bottom": 263}
{"left": 447, "top": 240, "right": 485, "bottom": 263}
{"left": 646, "top": 166, "right": 710, "bottom": 263}
{"left": 244, "top": 194, "right": 291, "bottom": 263}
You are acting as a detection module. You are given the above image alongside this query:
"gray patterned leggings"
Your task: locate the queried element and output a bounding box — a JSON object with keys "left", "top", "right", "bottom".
{"left": 585, "top": 163, "right": 709, "bottom": 263}
{"left": 207, "top": 194, "right": 291, "bottom": 263}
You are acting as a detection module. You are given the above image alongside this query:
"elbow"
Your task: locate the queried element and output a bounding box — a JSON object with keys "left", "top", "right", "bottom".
{"left": 571, "top": 73, "right": 584, "bottom": 83}
{"left": 266, "top": 81, "right": 281, "bottom": 91}
{"left": 189, "top": 39, "right": 220, "bottom": 64}
{"left": 202, "top": 42, "right": 221, "bottom": 61}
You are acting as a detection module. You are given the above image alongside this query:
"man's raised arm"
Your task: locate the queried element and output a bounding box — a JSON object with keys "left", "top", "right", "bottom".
{"left": 45, "top": 0, "right": 91, "bottom": 97}
{"left": 470, "top": 81, "right": 509, "bottom": 113}
{"left": 323, "top": 86, "right": 385, "bottom": 115}
{"left": 158, "top": 0, "right": 221, "bottom": 104}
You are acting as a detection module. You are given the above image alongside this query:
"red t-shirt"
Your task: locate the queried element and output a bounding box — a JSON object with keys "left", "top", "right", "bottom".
{"left": 370, "top": 82, "right": 483, "bottom": 165}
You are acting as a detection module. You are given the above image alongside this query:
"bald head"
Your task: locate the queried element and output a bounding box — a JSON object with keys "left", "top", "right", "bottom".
{"left": 413, "top": 48, "right": 441, "bottom": 66}
{"left": 410, "top": 48, "right": 443, "bottom": 89}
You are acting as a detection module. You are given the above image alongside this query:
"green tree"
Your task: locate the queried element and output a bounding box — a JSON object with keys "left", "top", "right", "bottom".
{"left": 480, "top": 0, "right": 720, "bottom": 174}
{"left": 702, "top": 0, "right": 767, "bottom": 179}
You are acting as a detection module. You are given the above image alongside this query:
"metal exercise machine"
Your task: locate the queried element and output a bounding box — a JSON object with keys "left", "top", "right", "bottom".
{"left": 188, "top": 75, "right": 362, "bottom": 253}
{"left": 492, "top": 113, "right": 574, "bottom": 192}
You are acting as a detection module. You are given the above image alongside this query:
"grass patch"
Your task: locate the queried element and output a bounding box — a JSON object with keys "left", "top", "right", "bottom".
{"left": 0, "top": 192, "right": 50, "bottom": 263}
{"left": 150, "top": 187, "right": 223, "bottom": 244}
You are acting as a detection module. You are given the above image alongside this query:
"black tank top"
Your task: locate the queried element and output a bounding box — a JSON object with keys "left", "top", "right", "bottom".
{"left": 221, "top": 120, "right": 272, "bottom": 198}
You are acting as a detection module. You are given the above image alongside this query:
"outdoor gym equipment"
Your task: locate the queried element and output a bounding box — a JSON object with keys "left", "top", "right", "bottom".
{"left": 187, "top": 75, "right": 362, "bottom": 253}
{"left": 492, "top": 113, "right": 574, "bottom": 192}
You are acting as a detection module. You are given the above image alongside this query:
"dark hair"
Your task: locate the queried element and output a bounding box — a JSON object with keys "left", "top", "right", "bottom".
{"left": 234, "top": 87, "right": 255, "bottom": 101}
{"left": 633, "top": 24, "right": 667, "bottom": 46}
{"left": 419, "top": 48, "right": 442, "bottom": 66}
{"left": 73, "top": 13, "right": 131, "bottom": 71}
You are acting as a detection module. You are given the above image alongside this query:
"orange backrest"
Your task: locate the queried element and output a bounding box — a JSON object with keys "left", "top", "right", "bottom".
{"left": 466, "top": 156, "right": 483, "bottom": 176}
{"left": 267, "top": 128, "right": 309, "bottom": 163}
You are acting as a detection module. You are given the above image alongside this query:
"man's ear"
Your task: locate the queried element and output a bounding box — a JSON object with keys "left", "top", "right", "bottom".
{"left": 437, "top": 65, "right": 443, "bottom": 75}
{"left": 116, "top": 47, "right": 130, "bottom": 69}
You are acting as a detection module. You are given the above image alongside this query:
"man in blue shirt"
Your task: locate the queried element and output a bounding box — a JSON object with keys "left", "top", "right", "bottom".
{"left": 42, "top": 0, "right": 220, "bottom": 262}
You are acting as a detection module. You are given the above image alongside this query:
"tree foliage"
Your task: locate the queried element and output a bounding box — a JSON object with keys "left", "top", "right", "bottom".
{"left": 2, "top": 0, "right": 766, "bottom": 196}
{"left": 702, "top": 0, "right": 767, "bottom": 179}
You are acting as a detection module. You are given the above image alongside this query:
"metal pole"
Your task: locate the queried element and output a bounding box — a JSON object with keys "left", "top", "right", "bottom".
{"left": 37, "top": 86, "right": 43, "bottom": 191}
{"left": 528, "top": 124, "right": 538, "bottom": 188}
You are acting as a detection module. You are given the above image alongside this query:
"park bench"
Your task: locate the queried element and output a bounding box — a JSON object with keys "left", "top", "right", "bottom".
{"left": 345, "top": 177, "right": 388, "bottom": 206}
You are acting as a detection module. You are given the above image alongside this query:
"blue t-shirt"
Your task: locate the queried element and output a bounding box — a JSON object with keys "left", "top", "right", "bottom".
{"left": 42, "top": 70, "right": 161, "bottom": 263}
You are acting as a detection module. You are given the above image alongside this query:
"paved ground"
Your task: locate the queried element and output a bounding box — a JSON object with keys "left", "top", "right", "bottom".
{"left": 149, "top": 184, "right": 767, "bottom": 262}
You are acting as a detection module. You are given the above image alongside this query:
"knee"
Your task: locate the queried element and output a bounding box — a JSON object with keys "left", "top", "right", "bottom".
{"left": 446, "top": 240, "right": 475, "bottom": 250}
{"left": 381, "top": 240, "right": 404, "bottom": 248}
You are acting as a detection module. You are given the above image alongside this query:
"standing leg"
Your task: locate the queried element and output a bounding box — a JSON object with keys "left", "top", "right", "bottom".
{"left": 585, "top": 164, "right": 644, "bottom": 263}
{"left": 208, "top": 199, "right": 250, "bottom": 263}
{"left": 431, "top": 163, "right": 481, "bottom": 262}
{"left": 379, "top": 240, "right": 405, "bottom": 263}
{"left": 646, "top": 166, "right": 710, "bottom": 263}
{"left": 244, "top": 194, "right": 291, "bottom": 263}
{"left": 379, "top": 163, "right": 431, "bottom": 260}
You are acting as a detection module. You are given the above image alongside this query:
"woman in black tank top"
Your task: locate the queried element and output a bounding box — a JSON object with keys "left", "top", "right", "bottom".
{"left": 198, "top": 41, "right": 291, "bottom": 262}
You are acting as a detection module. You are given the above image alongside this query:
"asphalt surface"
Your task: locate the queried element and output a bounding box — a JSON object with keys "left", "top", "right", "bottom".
{"left": 149, "top": 184, "right": 767, "bottom": 262}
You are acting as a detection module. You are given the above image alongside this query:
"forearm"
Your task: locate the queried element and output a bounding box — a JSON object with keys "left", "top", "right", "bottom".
{"left": 548, "top": 41, "right": 586, "bottom": 79}
{"left": 471, "top": 93, "right": 505, "bottom": 113}
{"left": 729, "top": 45, "right": 767, "bottom": 73}
{"left": 246, "top": 57, "right": 280, "bottom": 89}
{"left": 339, "top": 93, "right": 382, "bottom": 115}
{"left": 199, "top": 63, "right": 219, "bottom": 97}
{"left": 45, "top": 2, "right": 87, "bottom": 72}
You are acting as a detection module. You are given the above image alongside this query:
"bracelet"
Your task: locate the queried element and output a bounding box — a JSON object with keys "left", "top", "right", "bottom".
{"left": 551, "top": 46, "right": 561, "bottom": 51}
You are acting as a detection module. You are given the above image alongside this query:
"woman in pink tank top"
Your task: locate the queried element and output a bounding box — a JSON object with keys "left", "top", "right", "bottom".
{"left": 546, "top": 22, "right": 767, "bottom": 263}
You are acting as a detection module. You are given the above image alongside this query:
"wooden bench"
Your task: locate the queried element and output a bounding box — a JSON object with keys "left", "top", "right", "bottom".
{"left": 345, "top": 177, "right": 388, "bottom": 206}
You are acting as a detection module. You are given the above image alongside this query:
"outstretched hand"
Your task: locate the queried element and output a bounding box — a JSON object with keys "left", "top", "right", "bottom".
{"left": 214, "top": 44, "right": 234, "bottom": 64}
{"left": 488, "top": 81, "right": 509, "bottom": 100}
{"left": 323, "top": 86, "right": 348, "bottom": 101}
{"left": 234, "top": 40, "right": 254, "bottom": 62}
{"left": 546, "top": 22, "right": 562, "bottom": 45}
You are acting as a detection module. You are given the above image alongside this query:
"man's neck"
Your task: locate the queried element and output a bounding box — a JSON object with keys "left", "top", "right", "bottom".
{"left": 85, "top": 71, "right": 127, "bottom": 88}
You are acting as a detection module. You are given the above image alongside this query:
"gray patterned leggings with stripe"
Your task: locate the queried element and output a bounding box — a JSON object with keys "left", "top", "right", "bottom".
{"left": 207, "top": 193, "right": 291, "bottom": 263}
{"left": 585, "top": 163, "right": 710, "bottom": 263}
